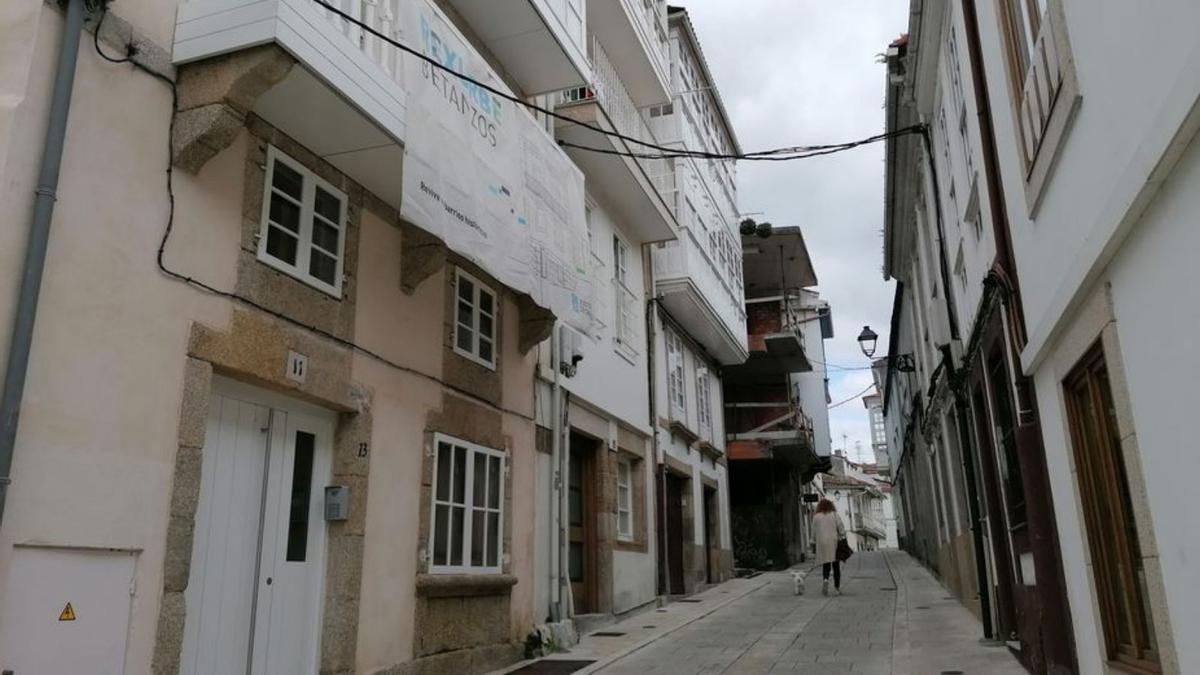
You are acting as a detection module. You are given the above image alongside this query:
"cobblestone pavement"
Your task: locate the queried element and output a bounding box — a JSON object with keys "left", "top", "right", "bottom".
{"left": 550, "top": 550, "right": 1025, "bottom": 675}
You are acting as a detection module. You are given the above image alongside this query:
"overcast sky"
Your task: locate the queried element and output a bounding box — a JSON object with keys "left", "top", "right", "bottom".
{"left": 685, "top": 0, "right": 908, "bottom": 463}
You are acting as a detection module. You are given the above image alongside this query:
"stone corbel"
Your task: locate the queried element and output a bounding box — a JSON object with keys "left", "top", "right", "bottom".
{"left": 399, "top": 219, "right": 448, "bottom": 294}
{"left": 173, "top": 44, "right": 296, "bottom": 174}
{"left": 516, "top": 294, "right": 555, "bottom": 355}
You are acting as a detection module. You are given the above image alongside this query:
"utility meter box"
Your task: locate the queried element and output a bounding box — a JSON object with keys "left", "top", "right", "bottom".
{"left": 324, "top": 485, "right": 350, "bottom": 521}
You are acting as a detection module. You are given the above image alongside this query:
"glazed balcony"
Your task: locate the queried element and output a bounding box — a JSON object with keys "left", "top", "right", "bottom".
{"left": 556, "top": 37, "right": 677, "bottom": 244}
{"left": 588, "top": 0, "right": 672, "bottom": 105}
{"left": 173, "top": 0, "right": 407, "bottom": 206}
{"left": 653, "top": 228, "right": 748, "bottom": 365}
{"left": 437, "top": 0, "right": 591, "bottom": 94}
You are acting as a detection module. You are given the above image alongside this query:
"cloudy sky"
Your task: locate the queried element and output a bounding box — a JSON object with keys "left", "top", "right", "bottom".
{"left": 685, "top": 0, "right": 909, "bottom": 463}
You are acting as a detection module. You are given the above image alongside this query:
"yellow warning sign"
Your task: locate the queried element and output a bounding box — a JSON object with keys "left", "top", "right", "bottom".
{"left": 58, "top": 602, "right": 76, "bottom": 622}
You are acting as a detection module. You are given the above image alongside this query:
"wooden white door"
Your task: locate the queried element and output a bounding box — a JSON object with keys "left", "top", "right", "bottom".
{"left": 252, "top": 410, "right": 331, "bottom": 675}
{"left": 181, "top": 385, "right": 331, "bottom": 675}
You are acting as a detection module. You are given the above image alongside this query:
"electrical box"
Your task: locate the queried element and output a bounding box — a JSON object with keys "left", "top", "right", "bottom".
{"left": 324, "top": 485, "right": 349, "bottom": 521}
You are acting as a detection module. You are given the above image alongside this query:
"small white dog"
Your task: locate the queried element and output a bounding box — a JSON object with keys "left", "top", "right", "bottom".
{"left": 790, "top": 569, "right": 805, "bottom": 595}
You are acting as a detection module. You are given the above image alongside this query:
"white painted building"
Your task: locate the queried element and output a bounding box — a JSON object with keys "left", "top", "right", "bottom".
{"left": 644, "top": 6, "right": 745, "bottom": 594}
{"left": 530, "top": 0, "right": 678, "bottom": 629}
{"left": 971, "top": 1, "right": 1200, "bottom": 672}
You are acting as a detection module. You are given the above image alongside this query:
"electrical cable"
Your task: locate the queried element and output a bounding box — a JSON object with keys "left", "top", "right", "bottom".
{"left": 556, "top": 127, "right": 923, "bottom": 162}
{"left": 307, "top": 0, "right": 925, "bottom": 163}
{"left": 92, "top": 0, "right": 909, "bottom": 423}
{"left": 93, "top": 5, "right": 133, "bottom": 64}
{"left": 828, "top": 383, "right": 876, "bottom": 410}
{"left": 89, "top": 11, "right": 539, "bottom": 425}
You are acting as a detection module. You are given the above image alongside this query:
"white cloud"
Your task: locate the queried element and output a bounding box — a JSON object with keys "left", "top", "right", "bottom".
{"left": 682, "top": 0, "right": 909, "bottom": 463}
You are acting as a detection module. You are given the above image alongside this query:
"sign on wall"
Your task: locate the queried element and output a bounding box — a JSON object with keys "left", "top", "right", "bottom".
{"left": 400, "top": 0, "right": 595, "bottom": 333}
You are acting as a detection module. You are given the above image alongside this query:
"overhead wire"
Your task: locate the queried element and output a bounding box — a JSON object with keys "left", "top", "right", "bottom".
{"left": 92, "top": 0, "right": 903, "bottom": 423}
{"left": 307, "top": 0, "right": 925, "bottom": 163}
{"left": 828, "top": 383, "right": 877, "bottom": 410}
{"left": 89, "top": 3, "right": 539, "bottom": 424}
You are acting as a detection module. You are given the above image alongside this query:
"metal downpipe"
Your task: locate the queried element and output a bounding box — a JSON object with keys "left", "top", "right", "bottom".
{"left": 0, "top": 0, "right": 88, "bottom": 528}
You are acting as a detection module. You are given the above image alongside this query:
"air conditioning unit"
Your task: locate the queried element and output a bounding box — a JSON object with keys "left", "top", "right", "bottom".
{"left": 558, "top": 325, "right": 585, "bottom": 377}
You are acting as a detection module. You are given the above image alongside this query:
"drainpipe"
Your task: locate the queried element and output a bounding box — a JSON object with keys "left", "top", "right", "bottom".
{"left": 559, "top": 389, "right": 573, "bottom": 619}
{"left": 0, "top": 0, "right": 87, "bottom": 528}
{"left": 643, "top": 248, "right": 667, "bottom": 598}
{"left": 548, "top": 324, "right": 563, "bottom": 621}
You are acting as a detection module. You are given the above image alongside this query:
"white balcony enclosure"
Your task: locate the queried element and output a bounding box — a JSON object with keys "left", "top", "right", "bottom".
{"left": 588, "top": 0, "right": 672, "bottom": 105}
{"left": 654, "top": 228, "right": 749, "bottom": 365}
{"left": 438, "top": 0, "right": 591, "bottom": 94}
{"left": 174, "top": 0, "right": 408, "bottom": 207}
{"left": 556, "top": 38, "right": 677, "bottom": 244}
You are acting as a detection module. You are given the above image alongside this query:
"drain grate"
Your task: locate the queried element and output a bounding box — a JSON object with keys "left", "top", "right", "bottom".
{"left": 509, "top": 660, "right": 596, "bottom": 674}
{"left": 879, "top": 587, "right": 897, "bottom": 591}
{"left": 915, "top": 605, "right": 930, "bottom": 609}
{"left": 940, "top": 671, "right": 965, "bottom": 675}
{"left": 655, "top": 609, "right": 668, "bottom": 612}
{"left": 676, "top": 599, "right": 702, "bottom": 603}
{"left": 591, "top": 631, "right": 626, "bottom": 637}
{"left": 642, "top": 625, "right": 656, "bottom": 629}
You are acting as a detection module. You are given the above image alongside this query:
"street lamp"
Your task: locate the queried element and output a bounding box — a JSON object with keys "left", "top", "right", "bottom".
{"left": 856, "top": 325, "right": 917, "bottom": 373}
{"left": 856, "top": 326, "right": 879, "bottom": 358}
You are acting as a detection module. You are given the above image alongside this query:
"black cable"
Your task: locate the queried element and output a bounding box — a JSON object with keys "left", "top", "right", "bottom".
{"left": 308, "top": 0, "right": 923, "bottom": 163}
{"left": 93, "top": 5, "right": 133, "bottom": 64}
{"left": 91, "top": 26, "right": 539, "bottom": 424}
{"left": 828, "top": 383, "right": 876, "bottom": 409}
{"left": 558, "top": 126, "right": 924, "bottom": 162}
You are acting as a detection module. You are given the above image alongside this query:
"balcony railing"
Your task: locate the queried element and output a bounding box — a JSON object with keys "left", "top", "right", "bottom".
{"left": 318, "top": 0, "right": 404, "bottom": 83}
{"left": 557, "top": 37, "right": 675, "bottom": 216}
{"left": 725, "top": 398, "right": 814, "bottom": 446}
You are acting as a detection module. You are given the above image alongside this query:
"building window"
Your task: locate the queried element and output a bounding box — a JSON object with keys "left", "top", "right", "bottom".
{"left": 1065, "top": 346, "right": 1160, "bottom": 671}
{"left": 695, "top": 365, "right": 712, "bottom": 436}
{"left": 430, "top": 435, "right": 506, "bottom": 574}
{"left": 454, "top": 268, "right": 498, "bottom": 369}
{"left": 666, "top": 328, "right": 686, "bottom": 415}
{"left": 613, "top": 235, "right": 638, "bottom": 356}
{"left": 257, "top": 146, "right": 346, "bottom": 296}
{"left": 1000, "top": 0, "right": 1048, "bottom": 78}
{"left": 616, "top": 459, "right": 634, "bottom": 542}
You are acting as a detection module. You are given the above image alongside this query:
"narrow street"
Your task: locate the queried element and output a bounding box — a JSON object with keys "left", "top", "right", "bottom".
{"left": 524, "top": 551, "right": 1023, "bottom": 675}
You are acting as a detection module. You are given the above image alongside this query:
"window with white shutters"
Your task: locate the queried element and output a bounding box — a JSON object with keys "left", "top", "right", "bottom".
{"left": 666, "top": 328, "right": 686, "bottom": 416}
{"left": 430, "top": 435, "right": 505, "bottom": 574}
{"left": 616, "top": 459, "right": 633, "bottom": 542}
{"left": 257, "top": 146, "right": 347, "bottom": 297}
{"left": 454, "top": 268, "right": 498, "bottom": 369}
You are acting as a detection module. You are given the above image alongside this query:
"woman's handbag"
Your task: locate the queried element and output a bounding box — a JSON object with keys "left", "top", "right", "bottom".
{"left": 836, "top": 537, "right": 854, "bottom": 562}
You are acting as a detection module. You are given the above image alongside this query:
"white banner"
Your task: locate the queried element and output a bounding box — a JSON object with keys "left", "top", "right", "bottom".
{"left": 400, "top": 0, "right": 595, "bottom": 334}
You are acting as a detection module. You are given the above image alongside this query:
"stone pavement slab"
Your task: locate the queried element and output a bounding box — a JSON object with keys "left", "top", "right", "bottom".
{"left": 496, "top": 550, "right": 1026, "bottom": 675}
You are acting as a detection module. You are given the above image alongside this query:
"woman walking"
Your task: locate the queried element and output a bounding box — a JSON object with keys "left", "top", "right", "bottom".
{"left": 812, "top": 498, "right": 846, "bottom": 596}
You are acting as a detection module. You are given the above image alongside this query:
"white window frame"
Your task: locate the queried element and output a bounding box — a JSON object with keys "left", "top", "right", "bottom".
{"left": 613, "top": 234, "right": 638, "bottom": 358}
{"left": 666, "top": 328, "right": 686, "bottom": 416}
{"left": 616, "top": 458, "right": 634, "bottom": 542}
{"left": 696, "top": 365, "right": 712, "bottom": 437}
{"left": 428, "top": 434, "right": 507, "bottom": 575}
{"left": 257, "top": 146, "right": 347, "bottom": 298}
{"left": 453, "top": 268, "right": 498, "bottom": 370}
